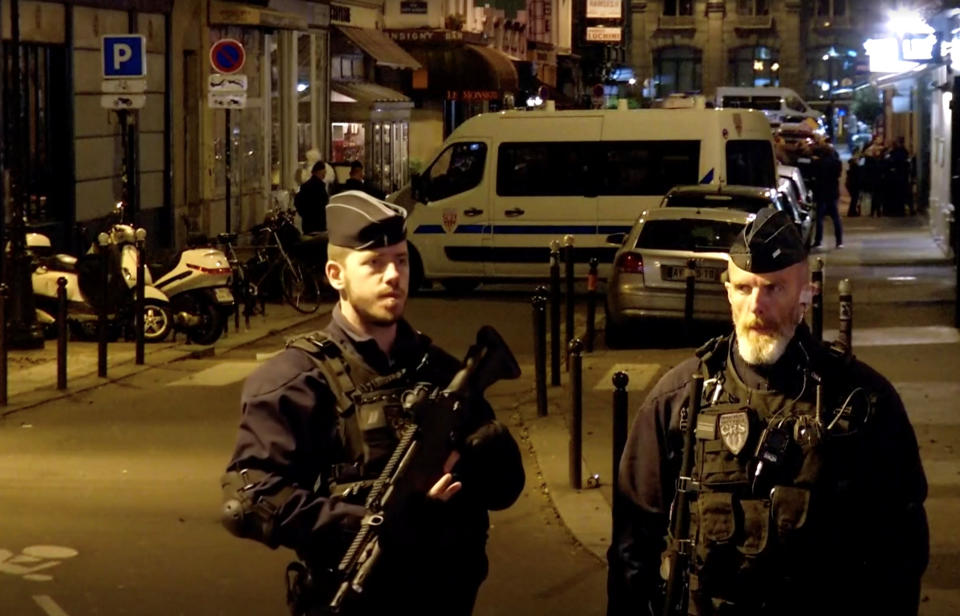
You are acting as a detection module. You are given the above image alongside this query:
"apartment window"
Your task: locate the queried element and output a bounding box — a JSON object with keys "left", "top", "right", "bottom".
{"left": 729, "top": 46, "right": 780, "bottom": 87}
{"left": 663, "top": 0, "right": 694, "bottom": 16}
{"left": 736, "top": 0, "right": 769, "bottom": 15}
{"left": 653, "top": 47, "right": 702, "bottom": 97}
{"left": 816, "top": 0, "right": 846, "bottom": 17}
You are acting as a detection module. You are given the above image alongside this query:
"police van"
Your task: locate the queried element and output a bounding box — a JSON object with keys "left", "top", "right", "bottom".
{"left": 389, "top": 107, "right": 775, "bottom": 289}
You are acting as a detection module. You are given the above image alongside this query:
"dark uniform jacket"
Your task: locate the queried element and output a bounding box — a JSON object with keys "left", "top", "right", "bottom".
{"left": 294, "top": 176, "right": 329, "bottom": 234}
{"left": 608, "top": 325, "right": 928, "bottom": 616}
{"left": 226, "top": 306, "right": 525, "bottom": 614}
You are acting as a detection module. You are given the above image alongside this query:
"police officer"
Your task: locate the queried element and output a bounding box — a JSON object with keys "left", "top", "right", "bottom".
{"left": 607, "top": 208, "right": 928, "bottom": 616}
{"left": 221, "top": 191, "right": 525, "bottom": 615}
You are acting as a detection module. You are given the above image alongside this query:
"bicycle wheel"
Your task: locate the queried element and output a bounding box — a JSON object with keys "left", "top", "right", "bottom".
{"left": 281, "top": 262, "right": 321, "bottom": 314}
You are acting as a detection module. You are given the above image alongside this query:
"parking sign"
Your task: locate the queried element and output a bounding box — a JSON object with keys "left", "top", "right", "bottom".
{"left": 102, "top": 35, "right": 146, "bottom": 78}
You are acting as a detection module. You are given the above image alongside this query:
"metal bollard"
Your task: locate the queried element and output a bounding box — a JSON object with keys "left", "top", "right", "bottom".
{"left": 811, "top": 258, "right": 824, "bottom": 342}
{"left": 0, "top": 284, "right": 7, "bottom": 406}
{"left": 135, "top": 229, "right": 146, "bottom": 365}
{"left": 532, "top": 293, "right": 548, "bottom": 417}
{"left": 549, "top": 240, "right": 561, "bottom": 386}
{"left": 837, "top": 278, "right": 853, "bottom": 354}
{"left": 585, "top": 257, "right": 598, "bottom": 352}
{"left": 57, "top": 277, "right": 68, "bottom": 390}
{"left": 564, "top": 235, "right": 575, "bottom": 362}
{"left": 612, "top": 371, "right": 629, "bottom": 520}
{"left": 98, "top": 233, "right": 109, "bottom": 378}
{"left": 569, "top": 338, "right": 584, "bottom": 490}
{"left": 683, "top": 258, "right": 696, "bottom": 341}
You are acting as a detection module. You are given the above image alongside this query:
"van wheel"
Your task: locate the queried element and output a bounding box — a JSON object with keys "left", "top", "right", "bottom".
{"left": 408, "top": 244, "right": 425, "bottom": 293}
{"left": 441, "top": 279, "right": 480, "bottom": 294}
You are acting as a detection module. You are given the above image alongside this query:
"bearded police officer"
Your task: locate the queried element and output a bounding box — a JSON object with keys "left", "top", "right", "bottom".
{"left": 608, "top": 208, "right": 928, "bottom": 616}
{"left": 221, "top": 191, "right": 525, "bottom": 615}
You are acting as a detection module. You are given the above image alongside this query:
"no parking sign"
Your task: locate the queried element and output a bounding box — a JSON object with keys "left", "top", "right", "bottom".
{"left": 209, "top": 39, "right": 245, "bottom": 74}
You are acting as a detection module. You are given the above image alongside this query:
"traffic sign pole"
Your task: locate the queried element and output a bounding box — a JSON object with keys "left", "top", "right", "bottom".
{"left": 225, "top": 109, "right": 232, "bottom": 234}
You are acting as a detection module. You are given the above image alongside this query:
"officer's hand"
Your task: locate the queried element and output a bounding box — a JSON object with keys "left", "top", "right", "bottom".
{"left": 427, "top": 451, "right": 461, "bottom": 502}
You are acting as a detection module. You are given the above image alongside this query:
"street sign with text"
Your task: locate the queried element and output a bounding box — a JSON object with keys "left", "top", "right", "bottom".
{"left": 100, "top": 94, "right": 146, "bottom": 110}
{"left": 208, "top": 92, "right": 247, "bottom": 109}
{"left": 208, "top": 73, "right": 248, "bottom": 93}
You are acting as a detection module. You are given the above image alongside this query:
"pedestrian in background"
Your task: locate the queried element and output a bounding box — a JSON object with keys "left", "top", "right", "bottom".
{"left": 845, "top": 146, "right": 862, "bottom": 217}
{"left": 341, "top": 160, "right": 386, "bottom": 199}
{"left": 293, "top": 160, "right": 329, "bottom": 234}
{"left": 607, "top": 208, "right": 928, "bottom": 616}
{"left": 812, "top": 144, "right": 843, "bottom": 249}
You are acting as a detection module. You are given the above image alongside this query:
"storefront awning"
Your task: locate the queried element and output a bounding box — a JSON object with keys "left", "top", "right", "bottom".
{"left": 335, "top": 26, "right": 422, "bottom": 70}
{"left": 332, "top": 82, "right": 413, "bottom": 122}
{"left": 407, "top": 44, "right": 519, "bottom": 95}
{"left": 465, "top": 44, "right": 519, "bottom": 91}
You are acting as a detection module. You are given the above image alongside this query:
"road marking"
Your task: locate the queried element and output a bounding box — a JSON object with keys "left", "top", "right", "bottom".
{"left": 822, "top": 326, "right": 960, "bottom": 347}
{"left": 0, "top": 546, "right": 77, "bottom": 580}
{"left": 593, "top": 363, "right": 659, "bottom": 391}
{"left": 165, "top": 361, "right": 259, "bottom": 387}
{"left": 33, "top": 595, "right": 70, "bottom": 616}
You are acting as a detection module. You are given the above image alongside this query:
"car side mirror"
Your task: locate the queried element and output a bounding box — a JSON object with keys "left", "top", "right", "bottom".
{"left": 605, "top": 233, "right": 626, "bottom": 246}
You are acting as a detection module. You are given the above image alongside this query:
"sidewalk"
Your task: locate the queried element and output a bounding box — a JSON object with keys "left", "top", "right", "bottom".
{"left": 0, "top": 302, "right": 331, "bottom": 417}
{"left": 511, "top": 214, "right": 960, "bottom": 579}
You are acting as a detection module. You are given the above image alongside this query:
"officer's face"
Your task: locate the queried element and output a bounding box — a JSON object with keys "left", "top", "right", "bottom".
{"left": 339, "top": 241, "right": 409, "bottom": 326}
{"left": 725, "top": 260, "right": 809, "bottom": 365}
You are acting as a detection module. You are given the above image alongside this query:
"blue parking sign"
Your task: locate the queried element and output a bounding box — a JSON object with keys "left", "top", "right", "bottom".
{"left": 102, "top": 35, "right": 146, "bottom": 78}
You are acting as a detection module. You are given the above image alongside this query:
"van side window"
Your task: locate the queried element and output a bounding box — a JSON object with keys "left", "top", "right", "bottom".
{"left": 722, "top": 96, "right": 751, "bottom": 108}
{"left": 497, "top": 143, "right": 589, "bottom": 196}
{"left": 751, "top": 96, "right": 782, "bottom": 111}
{"left": 424, "top": 142, "right": 487, "bottom": 201}
{"left": 726, "top": 140, "right": 776, "bottom": 187}
{"left": 786, "top": 96, "right": 806, "bottom": 112}
{"left": 600, "top": 141, "right": 700, "bottom": 195}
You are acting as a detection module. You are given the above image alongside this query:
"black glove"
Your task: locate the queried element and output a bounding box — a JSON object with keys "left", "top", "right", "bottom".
{"left": 456, "top": 421, "right": 525, "bottom": 511}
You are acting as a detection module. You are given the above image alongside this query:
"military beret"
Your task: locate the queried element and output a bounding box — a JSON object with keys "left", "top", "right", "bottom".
{"left": 326, "top": 190, "right": 407, "bottom": 250}
{"left": 729, "top": 207, "right": 806, "bottom": 273}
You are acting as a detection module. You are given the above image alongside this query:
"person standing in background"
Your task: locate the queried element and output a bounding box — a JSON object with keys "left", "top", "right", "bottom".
{"left": 294, "top": 161, "right": 329, "bottom": 234}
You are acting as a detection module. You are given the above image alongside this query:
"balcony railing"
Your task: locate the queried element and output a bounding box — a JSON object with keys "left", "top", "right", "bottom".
{"left": 734, "top": 14, "right": 773, "bottom": 30}
{"left": 658, "top": 15, "right": 696, "bottom": 30}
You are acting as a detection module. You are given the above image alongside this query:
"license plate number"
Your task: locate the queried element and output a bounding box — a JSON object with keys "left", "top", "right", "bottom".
{"left": 214, "top": 287, "right": 234, "bottom": 303}
{"left": 662, "top": 266, "right": 721, "bottom": 282}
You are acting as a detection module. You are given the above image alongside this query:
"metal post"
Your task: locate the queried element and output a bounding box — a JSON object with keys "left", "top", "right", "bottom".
{"left": 549, "top": 240, "right": 561, "bottom": 386}
{"left": 225, "top": 108, "right": 232, "bottom": 233}
{"left": 585, "top": 257, "right": 598, "bottom": 352}
{"left": 532, "top": 293, "right": 548, "bottom": 417}
{"left": 118, "top": 109, "right": 129, "bottom": 210}
{"left": 57, "top": 277, "right": 68, "bottom": 390}
{"left": 612, "top": 371, "right": 629, "bottom": 513}
{"left": 569, "top": 338, "right": 584, "bottom": 490}
{"left": 683, "top": 258, "right": 696, "bottom": 341}
{"left": 135, "top": 230, "right": 146, "bottom": 365}
{"left": 0, "top": 284, "right": 7, "bottom": 405}
{"left": 97, "top": 234, "right": 109, "bottom": 378}
{"left": 564, "top": 235, "right": 575, "bottom": 360}
{"left": 837, "top": 278, "right": 853, "bottom": 354}
{"left": 811, "top": 257, "right": 824, "bottom": 342}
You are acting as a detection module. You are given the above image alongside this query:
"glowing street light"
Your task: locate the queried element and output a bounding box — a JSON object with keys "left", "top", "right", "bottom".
{"left": 887, "top": 9, "right": 934, "bottom": 36}
{"left": 771, "top": 62, "right": 780, "bottom": 72}
{"left": 753, "top": 60, "right": 764, "bottom": 71}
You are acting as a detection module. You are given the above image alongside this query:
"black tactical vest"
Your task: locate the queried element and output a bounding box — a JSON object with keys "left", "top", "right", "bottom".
{"left": 677, "top": 335, "right": 873, "bottom": 615}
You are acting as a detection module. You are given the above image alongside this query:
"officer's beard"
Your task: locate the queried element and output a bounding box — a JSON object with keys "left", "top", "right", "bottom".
{"left": 734, "top": 314, "right": 797, "bottom": 365}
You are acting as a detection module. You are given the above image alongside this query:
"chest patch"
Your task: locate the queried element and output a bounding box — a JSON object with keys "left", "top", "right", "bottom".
{"left": 719, "top": 411, "right": 750, "bottom": 454}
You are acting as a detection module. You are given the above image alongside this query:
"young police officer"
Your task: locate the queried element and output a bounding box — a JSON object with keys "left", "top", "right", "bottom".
{"left": 222, "top": 191, "right": 525, "bottom": 615}
{"left": 608, "top": 208, "right": 928, "bottom": 615}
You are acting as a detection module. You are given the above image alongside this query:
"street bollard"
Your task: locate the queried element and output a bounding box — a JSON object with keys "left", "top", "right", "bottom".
{"left": 532, "top": 293, "right": 548, "bottom": 417}
{"left": 585, "top": 257, "right": 598, "bottom": 352}
{"left": 98, "top": 233, "right": 109, "bottom": 378}
{"left": 0, "top": 284, "right": 7, "bottom": 406}
{"left": 612, "top": 371, "right": 629, "bottom": 527}
{"left": 57, "top": 277, "right": 68, "bottom": 390}
{"left": 569, "top": 338, "right": 584, "bottom": 490}
{"left": 549, "top": 240, "right": 561, "bottom": 386}
{"left": 837, "top": 278, "right": 853, "bottom": 354}
{"left": 683, "top": 258, "right": 696, "bottom": 341}
{"left": 811, "top": 258, "right": 824, "bottom": 343}
{"left": 564, "top": 235, "right": 575, "bottom": 365}
{"left": 135, "top": 229, "right": 147, "bottom": 365}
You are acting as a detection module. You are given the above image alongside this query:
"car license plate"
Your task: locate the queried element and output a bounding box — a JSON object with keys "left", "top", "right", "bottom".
{"left": 662, "top": 265, "right": 721, "bottom": 283}
{"left": 214, "top": 287, "right": 234, "bottom": 304}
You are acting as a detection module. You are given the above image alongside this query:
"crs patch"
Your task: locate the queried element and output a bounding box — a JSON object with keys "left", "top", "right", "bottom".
{"left": 718, "top": 411, "right": 750, "bottom": 455}
{"left": 442, "top": 208, "right": 458, "bottom": 234}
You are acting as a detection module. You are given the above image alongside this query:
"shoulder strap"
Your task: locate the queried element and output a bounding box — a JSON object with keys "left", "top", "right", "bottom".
{"left": 285, "top": 332, "right": 366, "bottom": 418}
{"left": 695, "top": 335, "right": 729, "bottom": 378}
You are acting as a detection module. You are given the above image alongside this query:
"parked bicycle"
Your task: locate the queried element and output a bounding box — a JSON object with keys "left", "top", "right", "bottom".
{"left": 244, "top": 209, "right": 324, "bottom": 314}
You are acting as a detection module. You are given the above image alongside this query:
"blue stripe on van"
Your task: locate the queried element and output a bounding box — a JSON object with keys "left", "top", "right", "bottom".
{"left": 598, "top": 225, "right": 633, "bottom": 234}
{"left": 700, "top": 168, "right": 715, "bottom": 184}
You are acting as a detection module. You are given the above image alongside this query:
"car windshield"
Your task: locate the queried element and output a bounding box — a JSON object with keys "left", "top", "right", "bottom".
{"left": 664, "top": 193, "right": 774, "bottom": 214}
{"left": 636, "top": 218, "right": 745, "bottom": 252}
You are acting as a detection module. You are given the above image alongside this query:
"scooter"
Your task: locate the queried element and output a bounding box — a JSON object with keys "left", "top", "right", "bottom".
{"left": 151, "top": 240, "right": 234, "bottom": 346}
{"left": 27, "top": 227, "right": 174, "bottom": 342}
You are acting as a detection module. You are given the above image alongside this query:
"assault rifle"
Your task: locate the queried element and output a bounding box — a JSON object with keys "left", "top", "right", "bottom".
{"left": 327, "top": 325, "right": 520, "bottom": 613}
{"left": 661, "top": 374, "right": 704, "bottom": 616}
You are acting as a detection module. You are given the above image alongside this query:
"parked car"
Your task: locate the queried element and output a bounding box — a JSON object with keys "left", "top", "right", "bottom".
{"left": 605, "top": 207, "right": 753, "bottom": 346}
{"left": 778, "top": 163, "right": 813, "bottom": 212}
{"left": 660, "top": 184, "right": 813, "bottom": 248}
{"left": 777, "top": 177, "right": 815, "bottom": 248}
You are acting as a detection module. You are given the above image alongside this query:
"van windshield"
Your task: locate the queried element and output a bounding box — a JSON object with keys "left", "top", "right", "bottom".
{"left": 726, "top": 141, "right": 776, "bottom": 187}
{"left": 636, "top": 218, "right": 744, "bottom": 252}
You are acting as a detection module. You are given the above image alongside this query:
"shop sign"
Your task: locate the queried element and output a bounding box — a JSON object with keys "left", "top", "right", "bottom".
{"left": 586, "top": 0, "right": 621, "bottom": 19}
{"left": 446, "top": 90, "right": 500, "bottom": 101}
{"left": 401, "top": 1, "right": 428, "bottom": 14}
{"left": 586, "top": 26, "right": 621, "bottom": 43}
{"left": 331, "top": 4, "right": 351, "bottom": 24}
{"left": 389, "top": 29, "right": 486, "bottom": 44}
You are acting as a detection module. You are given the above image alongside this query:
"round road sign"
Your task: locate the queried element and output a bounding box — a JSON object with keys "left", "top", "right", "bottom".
{"left": 210, "top": 39, "right": 245, "bottom": 74}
